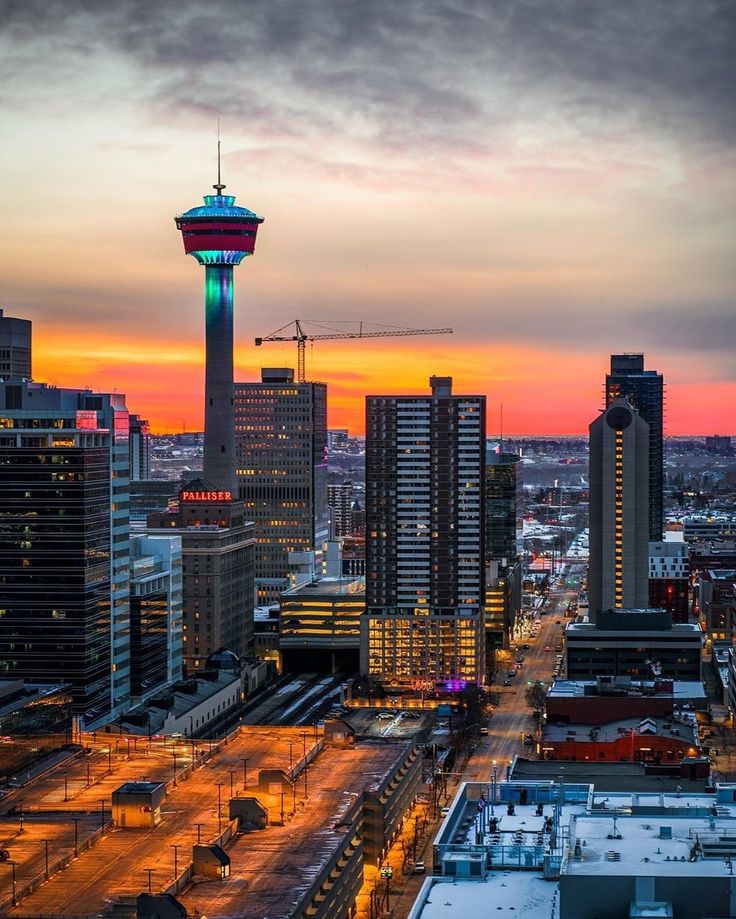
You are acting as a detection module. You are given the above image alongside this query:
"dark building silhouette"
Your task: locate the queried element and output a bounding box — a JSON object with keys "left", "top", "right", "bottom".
{"left": 0, "top": 308, "right": 31, "bottom": 380}
{"left": 589, "top": 398, "right": 650, "bottom": 620}
{"left": 0, "top": 382, "right": 130, "bottom": 723}
{"left": 606, "top": 354, "right": 664, "bottom": 541}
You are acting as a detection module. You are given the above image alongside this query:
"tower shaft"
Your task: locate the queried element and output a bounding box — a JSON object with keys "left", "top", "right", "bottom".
{"left": 204, "top": 264, "right": 236, "bottom": 493}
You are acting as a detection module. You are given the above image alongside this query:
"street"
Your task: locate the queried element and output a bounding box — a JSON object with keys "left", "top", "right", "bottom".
{"left": 379, "top": 578, "right": 578, "bottom": 918}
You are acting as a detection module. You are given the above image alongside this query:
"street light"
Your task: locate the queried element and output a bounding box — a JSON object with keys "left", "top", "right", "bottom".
{"left": 172, "top": 750, "right": 178, "bottom": 787}
{"left": 229, "top": 770, "right": 235, "bottom": 799}
{"left": 288, "top": 741, "right": 294, "bottom": 771}
{"left": 241, "top": 757, "right": 248, "bottom": 790}
{"left": 216, "top": 782, "right": 224, "bottom": 834}
{"left": 3, "top": 861, "right": 17, "bottom": 907}
{"left": 63, "top": 771, "right": 69, "bottom": 802}
{"left": 72, "top": 817, "right": 80, "bottom": 856}
{"left": 144, "top": 867, "right": 155, "bottom": 894}
{"left": 279, "top": 791, "right": 286, "bottom": 824}
{"left": 171, "top": 844, "right": 180, "bottom": 879}
{"left": 491, "top": 760, "right": 498, "bottom": 817}
{"left": 43, "top": 838, "right": 50, "bottom": 880}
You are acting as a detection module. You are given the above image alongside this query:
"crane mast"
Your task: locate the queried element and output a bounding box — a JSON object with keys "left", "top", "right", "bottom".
{"left": 255, "top": 320, "right": 453, "bottom": 382}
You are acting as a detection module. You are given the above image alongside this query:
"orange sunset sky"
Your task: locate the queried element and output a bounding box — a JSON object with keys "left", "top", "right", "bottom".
{"left": 2, "top": 2, "right": 734, "bottom": 436}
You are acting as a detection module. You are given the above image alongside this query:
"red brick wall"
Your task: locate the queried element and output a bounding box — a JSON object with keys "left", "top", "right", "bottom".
{"left": 540, "top": 733, "right": 698, "bottom": 763}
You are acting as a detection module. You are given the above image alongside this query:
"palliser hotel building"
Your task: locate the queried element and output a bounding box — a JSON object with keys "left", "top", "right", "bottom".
{"left": 147, "top": 479, "right": 255, "bottom": 674}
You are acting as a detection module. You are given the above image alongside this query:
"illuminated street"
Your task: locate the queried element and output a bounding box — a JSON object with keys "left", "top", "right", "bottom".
{"left": 359, "top": 575, "right": 579, "bottom": 918}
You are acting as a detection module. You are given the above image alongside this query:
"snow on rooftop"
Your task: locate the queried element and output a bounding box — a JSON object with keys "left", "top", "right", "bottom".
{"left": 410, "top": 873, "right": 558, "bottom": 918}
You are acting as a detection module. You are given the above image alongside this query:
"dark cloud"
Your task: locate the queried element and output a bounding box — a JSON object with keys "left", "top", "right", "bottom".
{"left": 2, "top": 0, "right": 734, "bottom": 160}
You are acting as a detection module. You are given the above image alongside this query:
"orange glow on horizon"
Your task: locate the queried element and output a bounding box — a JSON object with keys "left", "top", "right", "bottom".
{"left": 33, "top": 329, "right": 735, "bottom": 437}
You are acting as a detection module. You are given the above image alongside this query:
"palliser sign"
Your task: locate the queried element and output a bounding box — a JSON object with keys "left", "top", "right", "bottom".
{"left": 179, "top": 490, "right": 232, "bottom": 503}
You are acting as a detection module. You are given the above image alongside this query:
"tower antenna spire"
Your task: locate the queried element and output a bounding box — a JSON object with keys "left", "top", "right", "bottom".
{"left": 214, "top": 117, "right": 226, "bottom": 194}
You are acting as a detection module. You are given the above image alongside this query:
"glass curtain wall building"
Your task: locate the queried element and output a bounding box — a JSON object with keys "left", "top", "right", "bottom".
{"left": 235, "top": 368, "right": 328, "bottom": 605}
{"left": 606, "top": 354, "right": 664, "bottom": 541}
{"left": 0, "top": 382, "right": 131, "bottom": 725}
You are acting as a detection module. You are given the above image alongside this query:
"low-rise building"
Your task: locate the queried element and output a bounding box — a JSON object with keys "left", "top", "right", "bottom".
{"left": 546, "top": 677, "right": 708, "bottom": 724}
{"left": 411, "top": 780, "right": 736, "bottom": 919}
{"left": 648, "top": 541, "right": 690, "bottom": 622}
{"left": 114, "top": 668, "right": 242, "bottom": 738}
{"left": 699, "top": 569, "right": 736, "bottom": 642}
{"left": 540, "top": 713, "right": 700, "bottom": 764}
{"left": 279, "top": 576, "right": 364, "bottom": 671}
{"left": 565, "top": 609, "right": 702, "bottom": 681}
{"left": 683, "top": 515, "right": 736, "bottom": 544}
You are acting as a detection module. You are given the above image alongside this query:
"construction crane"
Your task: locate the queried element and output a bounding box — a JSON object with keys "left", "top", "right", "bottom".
{"left": 255, "top": 320, "right": 453, "bottom": 383}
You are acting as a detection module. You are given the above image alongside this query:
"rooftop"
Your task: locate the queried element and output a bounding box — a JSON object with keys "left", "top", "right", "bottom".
{"left": 3, "top": 728, "right": 413, "bottom": 918}
{"left": 543, "top": 714, "right": 699, "bottom": 746}
{"left": 281, "top": 576, "right": 365, "bottom": 598}
{"left": 408, "top": 873, "right": 558, "bottom": 918}
{"left": 565, "top": 806, "right": 736, "bottom": 878}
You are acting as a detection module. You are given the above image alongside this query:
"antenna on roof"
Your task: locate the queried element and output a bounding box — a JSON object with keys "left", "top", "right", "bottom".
{"left": 213, "top": 116, "right": 226, "bottom": 194}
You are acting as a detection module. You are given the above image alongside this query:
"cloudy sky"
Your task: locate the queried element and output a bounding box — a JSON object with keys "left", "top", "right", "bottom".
{"left": 1, "top": 0, "right": 734, "bottom": 433}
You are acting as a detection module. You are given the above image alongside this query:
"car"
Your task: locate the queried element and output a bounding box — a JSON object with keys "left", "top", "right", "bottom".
{"left": 377, "top": 712, "right": 394, "bottom": 720}
{"left": 413, "top": 861, "right": 426, "bottom": 874}
{"left": 440, "top": 807, "right": 451, "bottom": 817}
{"left": 522, "top": 643, "right": 530, "bottom": 650}
{"left": 544, "top": 646, "right": 552, "bottom": 652}
{"left": 555, "top": 619, "right": 561, "bottom": 625}
{"left": 524, "top": 734, "right": 535, "bottom": 745}
{"left": 506, "top": 669, "right": 517, "bottom": 677}
{"left": 479, "top": 727, "right": 489, "bottom": 736}
{"left": 555, "top": 645, "right": 563, "bottom": 652}
{"left": 708, "top": 747, "right": 720, "bottom": 756}
{"left": 0, "top": 849, "right": 10, "bottom": 862}
{"left": 503, "top": 679, "right": 512, "bottom": 687}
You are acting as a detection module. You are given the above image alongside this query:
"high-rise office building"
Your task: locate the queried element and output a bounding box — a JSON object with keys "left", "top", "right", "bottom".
{"left": 485, "top": 447, "right": 522, "bottom": 560}
{"left": 235, "top": 368, "right": 328, "bottom": 605}
{"left": 362, "top": 376, "right": 485, "bottom": 687}
{"left": 147, "top": 482, "right": 255, "bottom": 674}
{"left": 606, "top": 354, "right": 663, "bottom": 541}
{"left": 0, "top": 381, "right": 131, "bottom": 724}
{"left": 589, "top": 397, "right": 650, "bottom": 620}
{"left": 484, "top": 447, "right": 523, "bottom": 652}
{"left": 327, "top": 482, "right": 355, "bottom": 538}
{"left": 0, "top": 308, "right": 31, "bottom": 380}
{"left": 129, "top": 414, "right": 151, "bottom": 481}
{"left": 129, "top": 534, "right": 184, "bottom": 702}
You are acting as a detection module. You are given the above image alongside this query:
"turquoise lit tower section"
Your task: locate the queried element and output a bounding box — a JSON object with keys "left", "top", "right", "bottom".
{"left": 175, "top": 162, "right": 264, "bottom": 493}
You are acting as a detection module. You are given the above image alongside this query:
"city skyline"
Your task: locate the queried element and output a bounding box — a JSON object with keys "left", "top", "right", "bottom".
{"left": 2, "top": 0, "right": 734, "bottom": 435}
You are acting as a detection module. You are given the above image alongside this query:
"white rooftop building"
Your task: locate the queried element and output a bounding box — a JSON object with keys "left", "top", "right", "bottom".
{"left": 409, "top": 780, "right": 736, "bottom": 919}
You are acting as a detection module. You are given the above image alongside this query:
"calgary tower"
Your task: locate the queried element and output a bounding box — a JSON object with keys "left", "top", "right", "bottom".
{"left": 175, "top": 147, "right": 264, "bottom": 492}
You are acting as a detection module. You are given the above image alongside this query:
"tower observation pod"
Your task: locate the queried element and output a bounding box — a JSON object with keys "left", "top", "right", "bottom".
{"left": 175, "top": 158, "right": 264, "bottom": 493}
